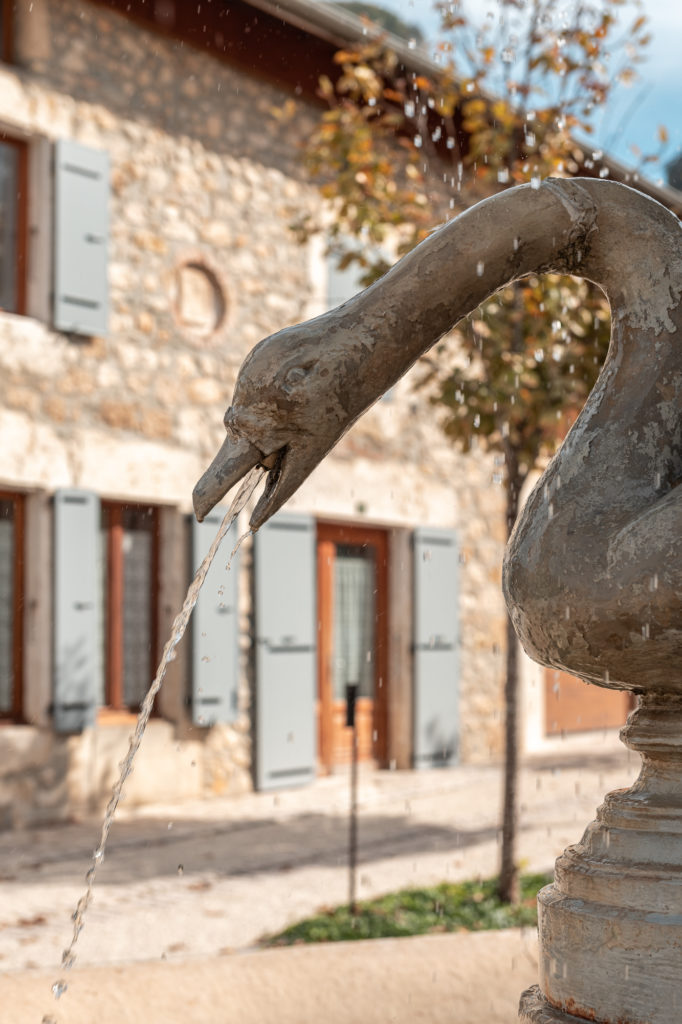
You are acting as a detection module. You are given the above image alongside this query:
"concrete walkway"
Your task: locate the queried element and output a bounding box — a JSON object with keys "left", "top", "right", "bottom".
{"left": 0, "top": 733, "right": 637, "bottom": 1022}
{"left": 3, "top": 929, "right": 540, "bottom": 1024}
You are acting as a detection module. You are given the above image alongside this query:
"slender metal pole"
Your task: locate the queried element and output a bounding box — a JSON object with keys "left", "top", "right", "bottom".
{"left": 349, "top": 719, "right": 358, "bottom": 913}
{"left": 346, "top": 682, "right": 358, "bottom": 914}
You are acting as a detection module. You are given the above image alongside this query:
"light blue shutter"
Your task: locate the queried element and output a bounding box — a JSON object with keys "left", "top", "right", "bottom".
{"left": 254, "top": 512, "right": 316, "bottom": 791}
{"left": 53, "top": 489, "right": 101, "bottom": 733}
{"left": 54, "top": 139, "right": 109, "bottom": 336}
{"left": 413, "top": 527, "right": 459, "bottom": 767}
{"left": 191, "top": 513, "right": 240, "bottom": 726}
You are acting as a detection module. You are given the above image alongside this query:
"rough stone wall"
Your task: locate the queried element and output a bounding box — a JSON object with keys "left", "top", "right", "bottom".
{"left": 0, "top": 0, "right": 508, "bottom": 823}
{"left": 2, "top": 0, "right": 321, "bottom": 476}
{"left": 0, "top": 726, "right": 71, "bottom": 829}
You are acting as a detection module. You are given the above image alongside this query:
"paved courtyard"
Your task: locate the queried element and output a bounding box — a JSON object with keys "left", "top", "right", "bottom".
{"left": 0, "top": 731, "right": 636, "bottom": 1022}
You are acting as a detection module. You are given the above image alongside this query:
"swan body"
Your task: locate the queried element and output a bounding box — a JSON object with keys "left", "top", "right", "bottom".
{"left": 194, "top": 178, "right": 682, "bottom": 693}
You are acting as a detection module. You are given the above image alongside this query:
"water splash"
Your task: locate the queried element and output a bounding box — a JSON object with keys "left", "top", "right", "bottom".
{"left": 51, "top": 980, "right": 67, "bottom": 999}
{"left": 55, "top": 466, "right": 264, "bottom": 992}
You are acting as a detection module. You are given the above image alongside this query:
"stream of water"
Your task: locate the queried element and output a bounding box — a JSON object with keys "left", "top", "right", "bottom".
{"left": 46, "top": 466, "right": 264, "bottom": 1016}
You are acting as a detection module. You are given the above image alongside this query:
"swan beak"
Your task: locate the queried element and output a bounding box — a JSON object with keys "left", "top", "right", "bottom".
{"left": 193, "top": 434, "right": 325, "bottom": 532}
{"left": 192, "top": 435, "right": 261, "bottom": 522}
{"left": 249, "top": 443, "right": 321, "bottom": 531}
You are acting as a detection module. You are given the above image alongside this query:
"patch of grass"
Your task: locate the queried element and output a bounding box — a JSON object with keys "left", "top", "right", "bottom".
{"left": 261, "top": 872, "right": 552, "bottom": 947}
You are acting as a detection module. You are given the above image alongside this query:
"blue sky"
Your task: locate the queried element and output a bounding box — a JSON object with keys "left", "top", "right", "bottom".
{"left": 335, "top": 0, "right": 681, "bottom": 184}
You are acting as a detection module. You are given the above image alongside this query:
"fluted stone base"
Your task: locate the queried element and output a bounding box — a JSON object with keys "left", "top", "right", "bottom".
{"left": 518, "top": 986, "right": 595, "bottom": 1023}
{"left": 520, "top": 694, "right": 682, "bottom": 1024}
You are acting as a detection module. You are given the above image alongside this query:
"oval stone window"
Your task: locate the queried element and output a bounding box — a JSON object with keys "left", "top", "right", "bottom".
{"left": 173, "top": 260, "right": 226, "bottom": 341}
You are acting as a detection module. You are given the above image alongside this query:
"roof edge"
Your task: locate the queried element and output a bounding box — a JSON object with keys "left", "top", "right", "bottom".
{"left": 246, "top": 0, "right": 682, "bottom": 215}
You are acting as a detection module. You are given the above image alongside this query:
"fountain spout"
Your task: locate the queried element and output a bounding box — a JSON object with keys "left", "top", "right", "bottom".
{"left": 195, "top": 176, "right": 682, "bottom": 1024}
{"left": 195, "top": 177, "right": 682, "bottom": 688}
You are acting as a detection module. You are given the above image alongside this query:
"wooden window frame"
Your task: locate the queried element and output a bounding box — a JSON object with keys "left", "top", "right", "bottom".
{"left": 102, "top": 502, "right": 160, "bottom": 714}
{"left": 0, "top": 490, "right": 24, "bottom": 723}
{"left": 0, "top": 2, "right": 14, "bottom": 65}
{"left": 0, "top": 133, "right": 28, "bottom": 316}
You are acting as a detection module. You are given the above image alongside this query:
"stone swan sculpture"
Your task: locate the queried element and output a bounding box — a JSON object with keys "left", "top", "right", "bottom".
{"left": 195, "top": 177, "right": 682, "bottom": 1023}
{"left": 194, "top": 177, "right": 682, "bottom": 693}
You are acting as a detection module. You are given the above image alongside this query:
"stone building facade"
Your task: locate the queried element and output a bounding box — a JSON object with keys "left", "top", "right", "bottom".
{"left": 2, "top": 0, "right": 670, "bottom": 825}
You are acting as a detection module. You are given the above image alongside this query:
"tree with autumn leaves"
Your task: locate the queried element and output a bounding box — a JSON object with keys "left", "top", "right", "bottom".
{"left": 287, "top": 0, "right": 661, "bottom": 903}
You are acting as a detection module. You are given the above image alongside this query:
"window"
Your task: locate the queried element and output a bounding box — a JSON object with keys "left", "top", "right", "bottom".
{"left": 101, "top": 503, "right": 160, "bottom": 711}
{"left": 0, "top": 493, "right": 24, "bottom": 720}
{"left": 0, "top": 135, "right": 27, "bottom": 315}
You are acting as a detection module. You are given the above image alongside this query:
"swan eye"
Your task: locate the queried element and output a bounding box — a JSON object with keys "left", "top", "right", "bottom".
{"left": 283, "top": 365, "right": 310, "bottom": 391}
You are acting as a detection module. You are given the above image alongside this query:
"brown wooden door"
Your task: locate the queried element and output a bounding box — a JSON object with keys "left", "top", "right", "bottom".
{"left": 545, "top": 668, "right": 633, "bottom": 736}
{"left": 317, "top": 523, "right": 388, "bottom": 771}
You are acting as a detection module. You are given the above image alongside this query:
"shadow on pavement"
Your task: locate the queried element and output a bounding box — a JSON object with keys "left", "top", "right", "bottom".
{"left": 0, "top": 811, "right": 503, "bottom": 886}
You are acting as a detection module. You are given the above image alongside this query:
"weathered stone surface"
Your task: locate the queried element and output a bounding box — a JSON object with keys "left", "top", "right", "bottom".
{"left": 98, "top": 400, "right": 140, "bottom": 431}
{"left": 0, "top": 726, "right": 71, "bottom": 828}
{"left": 192, "top": 175, "right": 682, "bottom": 1024}
{"left": 187, "top": 378, "right": 224, "bottom": 406}
{"left": 197, "top": 178, "right": 681, "bottom": 693}
{"left": 5, "top": 386, "right": 40, "bottom": 416}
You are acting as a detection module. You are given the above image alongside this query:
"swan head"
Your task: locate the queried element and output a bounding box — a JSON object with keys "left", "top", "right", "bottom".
{"left": 193, "top": 313, "right": 369, "bottom": 529}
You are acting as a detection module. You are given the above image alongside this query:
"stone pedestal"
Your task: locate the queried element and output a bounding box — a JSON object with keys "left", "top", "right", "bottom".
{"left": 519, "top": 694, "right": 682, "bottom": 1024}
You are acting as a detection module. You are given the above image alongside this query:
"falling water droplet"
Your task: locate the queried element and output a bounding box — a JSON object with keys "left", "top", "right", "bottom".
{"left": 56, "top": 467, "right": 264, "bottom": 976}
{"left": 476, "top": 260, "right": 485, "bottom": 277}
{"left": 52, "top": 980, "right": 68, "bottom": 1000}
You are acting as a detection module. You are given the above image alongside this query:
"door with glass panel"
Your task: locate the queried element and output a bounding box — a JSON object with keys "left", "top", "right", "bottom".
{"left": 317, "top": 523, "right": 388, "bottom": 769}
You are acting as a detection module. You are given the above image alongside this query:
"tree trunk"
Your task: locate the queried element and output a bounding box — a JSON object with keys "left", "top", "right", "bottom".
{"left": 498, "top": 455, "right": 522, "bottom": 904}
